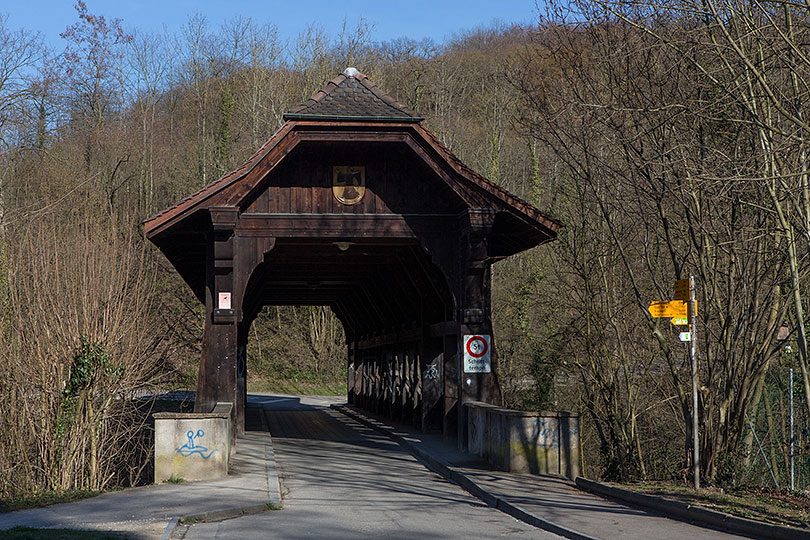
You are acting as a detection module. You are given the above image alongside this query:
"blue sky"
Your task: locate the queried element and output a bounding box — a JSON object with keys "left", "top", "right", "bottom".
{"left": 4, "top": 1, "right": 543, "bottom": 52}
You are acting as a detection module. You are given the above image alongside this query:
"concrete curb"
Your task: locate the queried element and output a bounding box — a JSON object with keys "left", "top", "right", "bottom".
{"left": 178, "top": 502, "right": 278, "bottom": 524}
{"left": 160, "top": 517, "right": 179, "bottom": 540}
{"left": 258, "top": 405, "right": 284, "bottom": 507}
{"left": 576, "top": 477, "right": 810, "bottom": 540}
{"left": 331, "top": 404, "right": 598, "bottom": 540}
{"left": 161, "top": 425, "right": 283, "bottom": 539}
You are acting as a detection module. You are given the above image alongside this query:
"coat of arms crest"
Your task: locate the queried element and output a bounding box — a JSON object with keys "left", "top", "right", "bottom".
{"left": 332, "top": 166, "right": 365, "bottom": 205}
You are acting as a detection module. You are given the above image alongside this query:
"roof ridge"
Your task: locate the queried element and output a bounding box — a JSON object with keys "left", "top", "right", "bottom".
{"left": 283, "top": 69, "right": 421, "bottom": 122}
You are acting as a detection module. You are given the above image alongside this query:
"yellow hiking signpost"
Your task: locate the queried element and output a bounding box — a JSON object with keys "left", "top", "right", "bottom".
{"left": 647, "top": 300, "right": 687, "bottom": 319}
{"left": 647, "top": 300, "right": 697, "bottom": 321}
{"left": 649, "top": 277, "right": 701, "bottom": 491}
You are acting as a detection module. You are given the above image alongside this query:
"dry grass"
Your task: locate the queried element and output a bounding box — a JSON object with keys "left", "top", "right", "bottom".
{"left": 0, "top": 489, "right": 106, "bottom": 513}
{"left": 613, "top": 481, "right": 810, "bottom": 529}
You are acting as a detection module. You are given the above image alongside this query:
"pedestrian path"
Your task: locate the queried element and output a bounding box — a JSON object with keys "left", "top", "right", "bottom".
{"left": 333, "top": 404, "right": 749, "bottom": 540}
{"left": 179, "top": 395, "right": 557, "bottom": 540}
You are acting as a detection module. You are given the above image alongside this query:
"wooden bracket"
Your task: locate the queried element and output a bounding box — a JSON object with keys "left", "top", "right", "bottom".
{"left": 212, "top": 308, "right": 236, "bottom": 324}
{"left": 463, "top": 308, "right": 485, "bottom": 324}
{"left": 459, "top": 208, "right": 496, "bottom": 235}
{"left": 210, "top": 206, "right": 240, "bottom": 231}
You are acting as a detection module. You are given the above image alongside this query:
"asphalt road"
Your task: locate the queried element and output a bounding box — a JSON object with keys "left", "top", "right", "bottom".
{"left": 178, "top": 395, "right": 561, "bottom": 539}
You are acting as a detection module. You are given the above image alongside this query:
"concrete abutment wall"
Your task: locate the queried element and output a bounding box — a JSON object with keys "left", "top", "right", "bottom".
{"left": 153, "top": 402, "right": 233, "bottom": 483}
{"left": 466, "top": 401, "right": 580, "bottom": 480}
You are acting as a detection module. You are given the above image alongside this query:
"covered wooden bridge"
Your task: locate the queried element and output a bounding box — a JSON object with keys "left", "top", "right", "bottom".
{"left": 144, "top": 68, "right": 560, "bottom": 442}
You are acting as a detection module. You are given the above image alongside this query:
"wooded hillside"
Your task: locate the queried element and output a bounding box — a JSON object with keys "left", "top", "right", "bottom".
{"left": 1, "top": 0, "right": 808, "bottom": 499}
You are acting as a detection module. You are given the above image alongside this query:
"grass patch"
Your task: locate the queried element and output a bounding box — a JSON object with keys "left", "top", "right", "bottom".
{"left": 166, "top": 474, "right": 185, "bottom": 484}
{"left": 0, "top": 527, "right": 128, "bottom": 539}
{"left": 0, "top": 489, "right": 106, "bottom": 512}
{"left": 612, "top": 481, "right": 810, "bottom": 529}
{"left": 248, "top": 377, "right": 346, "bottom": 396}
{"left": 265, "top": 501, "right": 283, "bottom": 510}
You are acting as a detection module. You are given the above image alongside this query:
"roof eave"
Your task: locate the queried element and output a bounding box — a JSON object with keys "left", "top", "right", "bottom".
{"left": 410, "top": 124, "right": 564, "bottom": 234}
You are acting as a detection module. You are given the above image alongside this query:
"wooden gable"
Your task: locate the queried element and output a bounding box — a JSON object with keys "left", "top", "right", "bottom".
{"left": 240, "top": 141, "right": 466, "bottom": 216}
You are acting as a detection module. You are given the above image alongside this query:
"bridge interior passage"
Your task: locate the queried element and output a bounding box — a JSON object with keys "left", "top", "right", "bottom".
{"left": 243, "top": 239, "right": 452, "bottom": 331}
{"left": 144, "top": 69, "right": 560, "bottom": 443}
{"left": 241, "top": 238, "right": 455, "bottom": 432}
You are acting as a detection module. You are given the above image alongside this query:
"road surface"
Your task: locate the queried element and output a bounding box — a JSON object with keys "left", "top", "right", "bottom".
{"left": 178, "top": 395, "right": 560, "bottom": 539}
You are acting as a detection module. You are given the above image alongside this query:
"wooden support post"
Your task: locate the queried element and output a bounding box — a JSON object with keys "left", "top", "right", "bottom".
{"left": 347, "top": 341, "right": 356, "bottom": 405}
{"left": 402, "top": 343, "right": 411, "bottom": 424}
{"left": 410, "top": 342, "right": 418, "bottom": 425}
{"left": 196, "top": 208, "right": 240, "bottom": 431}
{"left": 197, "top": 316, "right": 237, "bottom": 412}
{"left": 443, "top": 332, "right": 459, "bottom": 441}
{"left": 456, "top": 209, "right": 500, "bottom": 449}
{"left": 386, "top": 346, "right": 394, "bottom": 418}
{"left": 366, "top": 349, "right": 373, "bottom": 411}
{"left": 356, "top": 350, "right": 363, "bottom": 408}
{"left": 236, "top": 324, "right": 247, "bottom": 434}
{"left": 371, "top": 348, "right": 378, "bottom": 414}
{"left": 382, "top": 347, "right": 388, "bottom": 416}
{"left": 397, "top": 345, "right": 405, "bottom": 422}
{"left": 356, "top": 347, "right": 363, "bottom": 409}
{"left": 375, "top": 351, "right": 383, "bottom": 415}
{"left": 421, "top": 336, "right": 444, "bottom": 432}
{"left": 400, "top": 343, "right": 408, "bottom": 423}
{"left": 364, "top": 348, "right": 370, "bottom": 411}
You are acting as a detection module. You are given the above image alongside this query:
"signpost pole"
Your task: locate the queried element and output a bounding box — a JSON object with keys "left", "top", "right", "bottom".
{"left": 790, "top": 367, "right": 795, "bottom": 491}
{"left": 690, "top": 275, "right": 700, "bottom": 490}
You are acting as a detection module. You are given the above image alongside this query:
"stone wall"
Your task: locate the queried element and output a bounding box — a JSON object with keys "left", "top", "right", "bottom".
{"left": 466, "top": 401, "right": 580, "bottom": 479}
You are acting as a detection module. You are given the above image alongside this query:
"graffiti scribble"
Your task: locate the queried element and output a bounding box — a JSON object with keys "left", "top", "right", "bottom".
{"left": 176, "top": 429, "right": 219, "bottom": 459}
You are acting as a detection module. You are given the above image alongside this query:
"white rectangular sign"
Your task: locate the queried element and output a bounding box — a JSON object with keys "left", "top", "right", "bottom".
{"left": 463, "top": 335, "right": 491, "bottom": 373}
{"left": 218, "top": 292, "right": 232, "bottom": 310}
{"left": 679, "top": 331, "right": 691, "bottom": 342}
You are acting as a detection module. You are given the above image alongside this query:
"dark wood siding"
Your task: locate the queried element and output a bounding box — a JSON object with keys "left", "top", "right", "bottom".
{"left": 244, "top": 142, "right": 465, "bottom": 215}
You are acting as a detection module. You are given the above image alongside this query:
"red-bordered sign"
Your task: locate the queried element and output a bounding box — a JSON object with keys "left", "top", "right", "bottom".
{"left": 465, "top": 335, "right": 488, "bottom": 358}
{"left": 463, "top": 335, "right": 491, "bottom": 373}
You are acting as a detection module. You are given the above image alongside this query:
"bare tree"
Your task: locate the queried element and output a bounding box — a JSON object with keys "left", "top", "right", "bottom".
{"left": 129, "top": 30, "right": 169, "bottom": 214}
{"left": 235, "top": 20, "right": 283, "bottom": 149}
{"left": 511, "top": 9, "right": 794, "bottom": 481}
{"left": 175, "top": 13, "right": 218, "bottom": 185}
{"left": 0, "top": 208, "right": 164, "bottom": 495}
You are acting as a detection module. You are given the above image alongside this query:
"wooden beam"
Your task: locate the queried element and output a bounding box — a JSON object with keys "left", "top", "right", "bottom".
{"left": 236, "top": 213, "right": 455, "bottom": 239}
{"left": 357, "top": 327, "right": 422, "bottom": 350}
{"left": 428, "top": 321, "right": 458, "bottom": 337}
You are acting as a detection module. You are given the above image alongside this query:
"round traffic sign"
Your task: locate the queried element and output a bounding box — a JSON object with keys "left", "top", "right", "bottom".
{"left": 465, "top": 335, "right": 488, "bottom": 358}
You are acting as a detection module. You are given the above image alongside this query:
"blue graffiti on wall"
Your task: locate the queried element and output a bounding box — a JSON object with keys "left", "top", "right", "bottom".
{"left": 176, "top": 429, "right": 219, "bottom": 459}
{"left": 531, "top": 419, "right": 559, "bottom": 447}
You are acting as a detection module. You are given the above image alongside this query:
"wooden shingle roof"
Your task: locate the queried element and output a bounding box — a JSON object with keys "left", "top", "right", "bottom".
{"left": 284, "top": 67, "right": 422, "bottom": 122}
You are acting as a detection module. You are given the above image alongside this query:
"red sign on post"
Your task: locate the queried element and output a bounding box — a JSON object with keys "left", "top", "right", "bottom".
{"left": 463, "top": 335, "right": 491, "bottom": 373}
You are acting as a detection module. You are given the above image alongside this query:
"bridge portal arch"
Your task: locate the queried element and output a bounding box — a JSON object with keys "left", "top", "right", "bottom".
{"left": 145, "top": 69, "right": 560, "bottom": 442}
